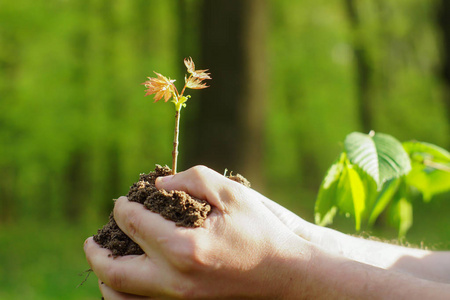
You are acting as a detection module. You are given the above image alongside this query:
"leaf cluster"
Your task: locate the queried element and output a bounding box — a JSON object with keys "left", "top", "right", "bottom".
{"left": 142, "top": 57, "right": 211, "bottom": 112}
{"left": 315, "top": 131, "right": 450, "bottom": 237}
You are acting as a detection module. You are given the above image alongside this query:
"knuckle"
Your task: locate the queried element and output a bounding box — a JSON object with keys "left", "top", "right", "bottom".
{"left": 218, "top": 183, "right": 242, "bottom": 206}
{"left": 189, "top": 165, "right": 209, "bottom": 179}
{"left": 121, "top": 208, "right": 142, "bottom": 239}
{"left": 168, "top": 235, "right": 208, "bottom": 272}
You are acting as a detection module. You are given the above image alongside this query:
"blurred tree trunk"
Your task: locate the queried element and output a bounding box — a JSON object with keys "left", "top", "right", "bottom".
{"left": 177, "top": 0, "right": 198, "bottom": 60}
{"left": 438, "top": 0, "right": 450, "bottom": 128}
{"left": 240, "top": 0, "right": 268, "bottom": 188}
{"left": 64, "top": 151, "right": 90, "bottom": 222}
{"left": 0, "top": 167, "right": 15, "bottom": 223}
{"left": 185, "top": 0, "right": 267, "bottom": 188}
{"left": 344, "top": 0, "right": 373, "bottom": 133}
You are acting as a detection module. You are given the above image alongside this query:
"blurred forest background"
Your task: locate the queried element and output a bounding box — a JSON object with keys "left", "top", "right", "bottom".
{"left": 1, "top": 0, "right": 449, "bottom": 298}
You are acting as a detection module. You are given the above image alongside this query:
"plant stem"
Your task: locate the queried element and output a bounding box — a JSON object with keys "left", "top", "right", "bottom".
{"left": 180, "top": 75, "right": 190, "bottom": 96}
{"left": 172, "top": 109, "right": 181, "bottom": 174}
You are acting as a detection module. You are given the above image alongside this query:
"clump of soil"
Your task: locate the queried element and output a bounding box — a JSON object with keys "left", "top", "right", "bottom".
{"left": 93, "top": 165, "right": 250, "bottom": 257}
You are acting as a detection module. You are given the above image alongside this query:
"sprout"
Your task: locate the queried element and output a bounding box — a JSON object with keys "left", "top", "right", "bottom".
{"left": 142, "top": 57, "right": 211, "bottom": 174}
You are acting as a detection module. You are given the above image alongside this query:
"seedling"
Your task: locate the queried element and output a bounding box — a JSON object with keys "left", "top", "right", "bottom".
{"left": 142, "top": 57, "right": 211, "bottom": 174}
{"left": 315, "top": 131, "right": 450, "bottom": 237}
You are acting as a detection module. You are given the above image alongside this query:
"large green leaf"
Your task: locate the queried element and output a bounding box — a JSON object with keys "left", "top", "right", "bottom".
{"left": 403, "top": 141, "right": 450, "bottom": 201}
{"left": 389, "top": 182, "right": 413, "bottom": 238}
{"left": 315, "top": 156, "right": 366, "bottom": 231}
{"left": 344, "top": 132, "right": 411, "bottom": 189}
{"left": 314, "top": 154, "right": 345, "bottom": 226}
{"left": 345, "top": 164, "right": 366, "bottom": 231}
{"left": 406, "top": 167, "right": 450, "bottom": 201}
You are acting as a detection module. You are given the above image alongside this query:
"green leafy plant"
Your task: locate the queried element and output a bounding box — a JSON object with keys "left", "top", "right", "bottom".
{"left": 142, "top": 57, "right": 211, "bottom": 174}
{"left": 315, "top": 131, "right": 450, "bottom": 237}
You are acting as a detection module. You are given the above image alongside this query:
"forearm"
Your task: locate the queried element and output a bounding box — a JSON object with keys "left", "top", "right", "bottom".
{"left": 260, "top": 196, "right": 450, "bottom": 283}
{"left": 313, "top": 227, "right": 450, "bottom": 283}
{"left": 294, "top": 248, "right": 450, "bottom": 300}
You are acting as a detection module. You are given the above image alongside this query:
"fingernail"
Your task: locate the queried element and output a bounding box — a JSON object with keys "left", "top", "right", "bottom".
{"left": 84, "top": 237, "right": 91, "bottom": 249}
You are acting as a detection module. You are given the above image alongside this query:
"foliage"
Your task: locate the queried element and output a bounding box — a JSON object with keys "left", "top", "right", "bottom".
{"left": 0, "top": 0, "right": 181, "bottom": 223}
{"left": 0, "top": 221, "right": 101, "bottom": 299}
{"left": 315, "top": 131, "right": 450, "bottom": 237}
{"left": 142, "top": 57, "right": 211, "bottom": 174}
{"left": 0, "top": 1, "right": 449, "bottom": 297}
{"left": 0, "top": 0, "right": 447, "bottom": 225}
{"left": 266, "top": 0, "right": 448, "bottom": 219}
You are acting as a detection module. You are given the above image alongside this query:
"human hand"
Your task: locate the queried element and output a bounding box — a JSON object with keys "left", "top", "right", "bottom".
{"left": 262, "top": 189, "right": 450, "bottom": 285}
{"left": 84, "top": 166, "right": 313, "bottom": 299}
{"left": 259, "top": 197, "right": 343, "bottom": 254}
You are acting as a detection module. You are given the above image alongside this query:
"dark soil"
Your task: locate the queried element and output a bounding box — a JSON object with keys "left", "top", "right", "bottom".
{"left": 93, "top": 165, "right": 250, "bottom": 257}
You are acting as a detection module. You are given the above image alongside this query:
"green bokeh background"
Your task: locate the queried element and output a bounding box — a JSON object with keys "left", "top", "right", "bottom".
{"left": 0, "top": 0, "right": 449, "bottom": 298}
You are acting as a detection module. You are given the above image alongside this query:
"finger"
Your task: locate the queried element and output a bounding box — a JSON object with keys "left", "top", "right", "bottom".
{"left": 99, "top": 280, "right": 150, "bottom": 300}
{"left": 155, "top": 165, "right": 241, "bottom": 212}
{"left": 113, "top": 196, "right": 180, "bottom": 253}
{"left": 259, "top": 196, "right": 313, "bottom": 239}
{"left": 84, "top": 237, "right": 163, "bottom": 296}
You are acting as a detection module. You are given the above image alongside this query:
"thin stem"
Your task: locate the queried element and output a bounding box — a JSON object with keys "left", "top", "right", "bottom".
{"left": 172, "top": 83, "right": 180, "bottom": 99}
{"left": 180, "top": 74, "right": 191, "bottom": 96}
{"left": 172, "top": 109, "right": 181, "bottom": 174}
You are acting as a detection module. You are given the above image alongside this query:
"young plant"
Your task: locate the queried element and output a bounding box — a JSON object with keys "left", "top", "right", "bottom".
{"left": 142, "top": 57, "right": 211, "bottom": 174}
{"left": 315, "top": 131, "right": 450, "bottom": 237}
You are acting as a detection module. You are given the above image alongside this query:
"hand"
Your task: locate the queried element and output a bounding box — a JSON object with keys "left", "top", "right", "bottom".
{"left": 84, "top": 166, "right": 312, "bottom": 299}
{"left": 259, "top": 197, "right": 345, "bottom": 256}
{"left": 262, "top": 191, "right": 450, "bottom": 284}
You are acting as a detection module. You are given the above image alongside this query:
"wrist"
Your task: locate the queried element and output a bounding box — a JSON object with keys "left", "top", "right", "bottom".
{"left": 272, "top": 238, "right": 317, "bottom": 300}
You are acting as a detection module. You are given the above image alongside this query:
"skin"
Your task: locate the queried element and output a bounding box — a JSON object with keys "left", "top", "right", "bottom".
{"left": 84, "top": 165, "right": 450, "bottom": 299}
{"left": 262, "top": 197, "right": 450, "bottom": 284}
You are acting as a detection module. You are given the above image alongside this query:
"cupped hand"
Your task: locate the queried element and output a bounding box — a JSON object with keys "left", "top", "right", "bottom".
{"left": 84, "top": 166, "right": 313, "bottom": 299}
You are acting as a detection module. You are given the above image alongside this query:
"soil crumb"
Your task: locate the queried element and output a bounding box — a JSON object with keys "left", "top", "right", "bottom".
{"left": 93, "top": 165, "right": 249, "bottom": 257}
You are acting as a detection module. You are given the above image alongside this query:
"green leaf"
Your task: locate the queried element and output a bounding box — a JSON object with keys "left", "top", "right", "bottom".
{"left": 406, "top": 164, "right": 450, "bottom": 201}
{"left": 315, "top": 154, "right": 345, "bottom": 226}
{"left": 358, "top": 167, "right": 379, "bottom": 217}
{"left": 389, "top": 183, "right": 413, "bottom": 238}
{"left": 403, "top": 141, "right": 450, "bottom": 201}
{"left": 315, "top": 154, "right": 367, "bottom": 231}
{"left": 344, "top": 132, "right": 411, "bottom": 189}
{"left": 335, "top": 165, "right": 354, "bottom": 214}
{"left": 346, "top": 164, "right": 366, "bottom": 231}
{"left": 333, "top": 161, "right": 366, "bottom": 231}
{"left": 368, "top": 178, "right": 401, "bottom": 226}
{"left": 403, "top": 141, "right": 450, "bottom": 163}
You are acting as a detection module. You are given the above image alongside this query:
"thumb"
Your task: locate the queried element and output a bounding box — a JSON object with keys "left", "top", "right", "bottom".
{"left": 155, "top": 165, "right": 237, "bottom": 212}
